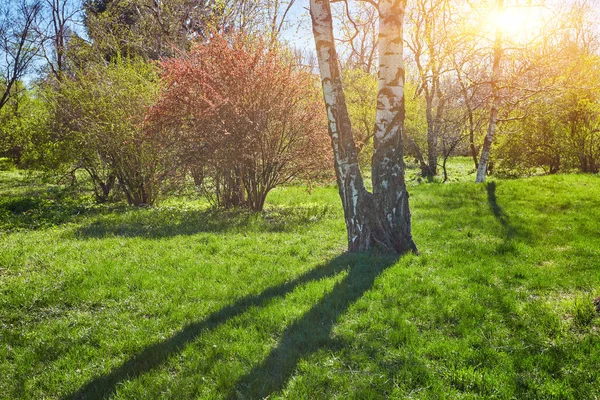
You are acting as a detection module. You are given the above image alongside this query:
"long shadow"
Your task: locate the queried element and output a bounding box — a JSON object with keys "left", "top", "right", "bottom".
{"left": 64, "top": 253, "right": 393, "bottom": 400}
{"left": 74, "top": 204, "right": 334, "bottom": 238}
{"left": 229, "top": 255, "right": 397, "bottom": 399}
{"left": 487, "top": 182, "right": 517, "bottom": 241}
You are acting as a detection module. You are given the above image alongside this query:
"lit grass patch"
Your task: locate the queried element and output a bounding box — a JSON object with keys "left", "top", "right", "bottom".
{"left": 1, "top": 167, "right": 599, "bottom": 399}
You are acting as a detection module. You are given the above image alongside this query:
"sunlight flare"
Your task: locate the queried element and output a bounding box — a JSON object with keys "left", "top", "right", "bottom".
{"left": 487, "top": 6, "right": 542, "bottom": 42}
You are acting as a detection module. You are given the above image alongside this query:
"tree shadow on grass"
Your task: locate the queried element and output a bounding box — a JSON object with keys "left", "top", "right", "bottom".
{"left": 73, "top": 204, "right": 336, "bottom": 238}
{"left": 486, "top": 182, "right": 529, "bottom": 254}
{"left": 228, "top": 254, "right": 397, "bottom": 399}
{"left": 486, "top": 182, "right": 516, "bottom": 239}
{"left": 64, "top": 253, "right": 397, "bottom": 400}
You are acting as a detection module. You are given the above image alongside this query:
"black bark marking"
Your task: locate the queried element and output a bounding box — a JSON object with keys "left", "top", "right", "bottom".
{"left": 378, "top": 87, "right": 396, "bottom": 100}
{"left": 390, "top": 67, "right": 404, "bottom": 87}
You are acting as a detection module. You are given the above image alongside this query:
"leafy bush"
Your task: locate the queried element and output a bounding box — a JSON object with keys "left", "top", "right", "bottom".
{"left": 0, "top": 157, "right": 15, "bottom": 171}
{"left": 50, "top": 58, "right": 177, "bottom": 205}
{"left": 150, "top": 34, "right": 331, "bottom": 211}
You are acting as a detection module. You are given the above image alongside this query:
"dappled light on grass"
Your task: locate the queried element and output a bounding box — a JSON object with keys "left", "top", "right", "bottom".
{"left": 0, "top": 171, "right": 339, "bottom": 237}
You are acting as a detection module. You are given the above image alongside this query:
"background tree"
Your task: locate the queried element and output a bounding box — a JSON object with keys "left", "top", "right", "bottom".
{"left": 493, "top": 0, "right": 600, "bottom": 175}
{"left": 471, "top": 0, "right": 572, "bottom": 182}
{"left": 475, "top": 0, "right": 504, "bottom": 183}
{"left": 406, "top": 0, "right": 453, "bottom": 178}
{"left": 0, "top": 0, "right": 41, "bottom": 112}
{"left": 334, "top": 1, "right": 378, "bottom": 74}
{"left": 0, "top": 0, "right": 43, "bottom": 165}
{"left": 0, "top": 83, "right": 48, "bottom": 165}
{"left": 83, "top": 0, "right": 218, "bottom": 59}
{"left": 82, "top": 0, "right": 296, "bottom": 60}
{"left": 450, "top": 42, "right": 489, "bottom": 170}
{"left": 34, "top": 0, "right": 83, "bottom": 81}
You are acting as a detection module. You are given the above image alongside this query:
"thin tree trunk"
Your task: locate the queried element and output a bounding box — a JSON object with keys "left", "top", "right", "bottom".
{"left": 476, "top": 0, "right": 503, "bottom": 183}
{"left": 431, "top": 81, "right": 446, "bottom": 176}
{"left": 455, "top": 62, "right": 479, "bottom": 169}
{"left": 404, "top": 132, "right": 428, "bottom": 174}
{"left": 469, "top": 112, "right": 479, "bottom": 169}
{"left": 425, "top": 106, "right": 437, "bottom": 177}
{"left": 310, "top": 0, "right": 416, "bottom": 254}
{"left": 424, "top": 93, "right": 445, "bottom": 178}
{"left": 443, "top": 155, "right": 449, "bottom": 182}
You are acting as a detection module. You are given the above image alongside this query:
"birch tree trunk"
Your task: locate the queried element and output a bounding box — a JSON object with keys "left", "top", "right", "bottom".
{"left": 371, "top": 0, "right": 416, "bottom": 253}
{"left": 476, "top": 0, "right": 504, "bottom": 183}
{"left": 310, "top": 0, "right": 416, "bottom": 254}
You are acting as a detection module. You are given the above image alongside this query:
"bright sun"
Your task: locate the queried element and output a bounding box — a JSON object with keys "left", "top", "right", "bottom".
{"left": 487, "top": 6, "right": 541, "bottom": 41}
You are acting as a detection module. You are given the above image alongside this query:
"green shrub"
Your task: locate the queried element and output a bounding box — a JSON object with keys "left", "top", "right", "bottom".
{"left": 0, "top": 157, "right": 15, "bottom": 171}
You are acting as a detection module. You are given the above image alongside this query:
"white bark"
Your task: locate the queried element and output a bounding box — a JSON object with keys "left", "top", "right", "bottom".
{"left": 310, "top": 0, "right": 370, "bottom": 251}
{"left": 374, "top": 0, "right": 406, "bottom": 146}
{"left": 371, "top": 0, "right": 416, "bottom": 254}
{"left": 310, "top": 0, "right": 416, "bottom": 254}
{"left": 476, "top": 0, "right": 504, "bottom": 183}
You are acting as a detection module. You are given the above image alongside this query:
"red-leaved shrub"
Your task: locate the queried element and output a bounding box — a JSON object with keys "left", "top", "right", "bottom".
{"left": 148, "top": 34, "right": 331, "bottom": 210}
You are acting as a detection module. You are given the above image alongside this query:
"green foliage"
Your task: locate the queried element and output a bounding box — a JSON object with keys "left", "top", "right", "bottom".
{"left": 342, "top": 68, "right": 377, "bottom": 163}
{"left": 0, "top": 85, "right": 49, "bottom": 167}
{"left": 1, "top": 166, "right": 599, "bottom": 399}
{"left": 495, "top": 40, "right": 600, "bottom": 176}
{"left": 49, "top": 57, "right": 174, "bottom": 206}
{"left": 342, "top": 69, "right": 427, "bottom": 167}
{"left": 404, "top": 80, "right": 429, "bottom": 154}
{"left": 496, "top": 87, "right": 600, "bottom": 175}
{"left": 0, "top": 157, "right": 15, "bottom": 171}
{"left": 561, "top": 93, "right": 600, "bottom": 173}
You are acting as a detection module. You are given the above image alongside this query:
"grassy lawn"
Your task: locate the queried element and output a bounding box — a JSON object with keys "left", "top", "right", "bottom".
{"left": 1, "top": 166, "right": 599, "bottom": 399}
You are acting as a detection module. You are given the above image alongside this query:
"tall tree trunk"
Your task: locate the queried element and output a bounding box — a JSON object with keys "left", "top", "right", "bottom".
{"left": 469, "top": 110, "right": 479, "bottom": 170}
{"left": 424, "top": 87, "right": 445, "bottom": 178}
{"left": 425, "top": 104, "right": 437, "bottom": 177}
{"left": 404, "top": 132, "right": 428, "bottom": 174}
{"left": 371, "top": 0, "right": 416, "bottom": 253}
{"left": 476, "top": 0, "right": 503, "bottom": 183}
{"left": 310, "top": 0, "right": 416, "bottom": 254}
{"left": 310, "top": 0, "right": 371, "bottom": 251}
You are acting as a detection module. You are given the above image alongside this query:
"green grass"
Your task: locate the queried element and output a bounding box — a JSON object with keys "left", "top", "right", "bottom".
{"left": 1, "top": 167, "right": 599, "bottom": 399}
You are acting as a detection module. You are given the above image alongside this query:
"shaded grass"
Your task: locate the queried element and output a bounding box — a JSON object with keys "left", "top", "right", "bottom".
{"left": 74, "top": 204, "right": 336, "bottom": 238}
{"left": 1, "top": 169, "right": 599, "bottom": 399}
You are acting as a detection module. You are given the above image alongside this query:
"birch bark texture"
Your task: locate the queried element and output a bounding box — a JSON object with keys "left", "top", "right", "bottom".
{"left": 476, "top": 0, "right": 504, "bottom": 183}
{"left": 310, "top": 0, "right": 417, "bottom": 254}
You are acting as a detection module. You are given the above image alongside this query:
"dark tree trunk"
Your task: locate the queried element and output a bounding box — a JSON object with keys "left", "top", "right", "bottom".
{"left": 404, "top": 132, "right": 429, "bottom": 175}
{"left": 425, "top": 114, "right": 438, "bottom": 177}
